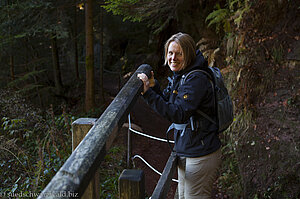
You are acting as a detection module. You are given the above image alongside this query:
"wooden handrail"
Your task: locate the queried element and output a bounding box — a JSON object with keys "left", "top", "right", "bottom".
{"left": 38, "top": 64, "right": 152, "bottom": 199}
{"left": 151, "top": 152, "right": 178, "bottom": 199}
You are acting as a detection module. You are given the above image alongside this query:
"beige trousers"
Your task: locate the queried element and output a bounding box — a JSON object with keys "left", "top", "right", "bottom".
{"left": 177, "top": 149, "right": 222, "bottom": 199}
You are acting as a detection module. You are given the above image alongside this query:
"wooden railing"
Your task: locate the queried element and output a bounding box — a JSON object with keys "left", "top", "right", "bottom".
{"left": 151, "top": 152, "right": 178, "bottom": 199}
{"left": 38, "top": 64, "right": 178, "bottom": 199}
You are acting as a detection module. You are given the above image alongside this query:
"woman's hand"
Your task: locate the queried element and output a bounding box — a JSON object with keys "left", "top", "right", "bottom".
{"left": 137, "top": 71, "right": 155, "bottom": 94}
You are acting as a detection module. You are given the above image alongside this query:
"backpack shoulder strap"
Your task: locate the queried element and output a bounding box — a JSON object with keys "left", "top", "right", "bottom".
{"left": 181, "top": 69, "right": 217, "bottom": 125}
{"left": 196, "top": 110, "right": 217, "bottom": 125}
{"left": 180, "top": 69, "right": 213, "bottom": 85}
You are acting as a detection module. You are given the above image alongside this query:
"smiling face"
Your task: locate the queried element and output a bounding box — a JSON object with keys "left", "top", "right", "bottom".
{"left": 167, "top": 41, "right": 184, "bottom": 72}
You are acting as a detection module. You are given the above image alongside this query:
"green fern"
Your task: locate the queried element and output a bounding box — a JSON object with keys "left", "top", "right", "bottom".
{"left": 229, "top": 0, "right": 240, "bottom": 10}
{"left": 233, "top": 2, "right": 250, "bottom": 28}
{"left": 103, "top": 0, "right": 144, "bottom": 22}
{"left": 17, "top": 84, "right": 44, "bottom": 95}
{"left": 206, "top": 8, "right": 229, "bottom": 33}
{"left": 206, "top": 0, "right": 250, "bottom": 34}
{"left": 8, "top": 69, "right": 46, "bottom": 88}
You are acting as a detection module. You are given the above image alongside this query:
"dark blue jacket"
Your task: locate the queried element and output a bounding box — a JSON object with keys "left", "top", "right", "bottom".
{"left": 143, "top": 50, "right": 221, "bottom": 157}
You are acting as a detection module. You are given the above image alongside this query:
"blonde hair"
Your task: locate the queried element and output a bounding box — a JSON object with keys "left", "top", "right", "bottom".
{"left": 164, "top": 32, "right": 196, "bottom": 70}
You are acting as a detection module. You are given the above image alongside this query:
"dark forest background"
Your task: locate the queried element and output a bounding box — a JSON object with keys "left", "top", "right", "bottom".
{"left": 0, "top": 0, "right": 299, "bottom": 198}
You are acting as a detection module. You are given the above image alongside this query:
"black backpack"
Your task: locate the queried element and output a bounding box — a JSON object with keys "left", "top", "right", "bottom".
{"left": 181, "top": 66, "right": 234, "bottom": 133}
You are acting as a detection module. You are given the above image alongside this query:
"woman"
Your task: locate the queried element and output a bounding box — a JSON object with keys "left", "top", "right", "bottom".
{"left": 137, "top": 32, "right": 221, "bottom": 199}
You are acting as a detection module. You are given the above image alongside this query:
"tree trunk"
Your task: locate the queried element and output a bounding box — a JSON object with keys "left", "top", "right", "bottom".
{"left": 10, "top": 55, "right": 14, "bottom": 80}
{"left": 33, "top": 66, "right": 43, "bottom": 107}
{"left": 29, "top": 43, "right": 43, "bottom": 107}
{"left": 99, "top": 1, "right": 105, "bottom": 104}
{"left": 8, "top": 0, "right": 14, "bottom": 81}
{"left": 73, "top": 2, "right": 80, "bottom": 80}
{"left": 51, "top": 36, "right": 63, "bottom": 94}
{"left": 85, "top": 0, "right": 95, "bottom": 112}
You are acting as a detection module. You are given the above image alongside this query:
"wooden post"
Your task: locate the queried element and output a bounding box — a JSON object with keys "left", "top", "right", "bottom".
{"left": 119, "top": 169, "right": 145, "bottom": 199}
{"left": 72, "top": 118, "right": 99, "bottom": 199}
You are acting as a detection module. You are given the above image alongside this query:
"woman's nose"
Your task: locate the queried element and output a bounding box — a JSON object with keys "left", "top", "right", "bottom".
{"left": 171, "top": 54, "right": 176, "bottom": 60}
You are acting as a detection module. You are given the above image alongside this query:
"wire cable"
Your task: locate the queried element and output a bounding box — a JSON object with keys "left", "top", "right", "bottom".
{"left": 132, "top": 155, "right": 178, "bottom": 183}
{"left": 128, "top": 114, "right": 174, "bottom": 144}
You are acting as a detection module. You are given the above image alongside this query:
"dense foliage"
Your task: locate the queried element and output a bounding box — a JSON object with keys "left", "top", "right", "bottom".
{"left": 0, "top": 0, "right": 84, "bottom": 106}
{"left": 103, "top": 0, "right": 178, "bottom": 34}
{"left": 0, "top": 89, "right": 75, "bottom": 196}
